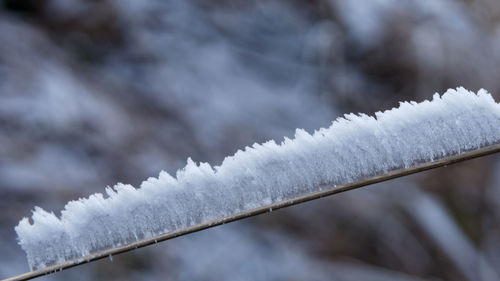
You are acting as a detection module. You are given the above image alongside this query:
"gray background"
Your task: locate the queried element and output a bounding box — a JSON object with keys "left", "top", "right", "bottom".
{"left": 1, "top": 0, "right": 500, "bottom": 280}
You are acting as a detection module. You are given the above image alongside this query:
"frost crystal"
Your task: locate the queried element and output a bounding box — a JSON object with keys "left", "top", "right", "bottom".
{"left": 15, "top": 88, "right": 500, "bottom": 270}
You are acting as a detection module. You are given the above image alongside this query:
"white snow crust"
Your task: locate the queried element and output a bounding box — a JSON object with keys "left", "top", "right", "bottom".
{"left": 15, "top": 87, "right": 500, "bottom": 270}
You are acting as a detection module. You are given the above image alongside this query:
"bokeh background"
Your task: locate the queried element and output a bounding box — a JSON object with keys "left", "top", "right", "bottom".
{"left": 1, "top": 0, "right": 500, "bottom": 280}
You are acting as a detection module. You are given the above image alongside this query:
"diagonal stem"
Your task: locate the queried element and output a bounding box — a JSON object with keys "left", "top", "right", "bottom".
{"left": 4, "top": 143, "right": 500, "bottom": 281}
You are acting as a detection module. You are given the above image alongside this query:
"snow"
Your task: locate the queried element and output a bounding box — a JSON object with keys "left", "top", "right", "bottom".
{"left": 15, "top": 87, "right": 500, "bottom": 270}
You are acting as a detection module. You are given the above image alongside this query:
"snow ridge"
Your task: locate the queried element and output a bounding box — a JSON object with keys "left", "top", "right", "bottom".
{"left": 15, "top": 88, "right": 500, "bottom": 270}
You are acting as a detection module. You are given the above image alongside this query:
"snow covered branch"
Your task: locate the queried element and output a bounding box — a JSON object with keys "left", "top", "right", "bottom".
{"left": 15, "top": 87, "right": 500, "bottom": 271}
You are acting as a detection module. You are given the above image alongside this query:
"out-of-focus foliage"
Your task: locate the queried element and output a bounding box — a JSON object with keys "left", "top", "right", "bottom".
{"left": 0, "top": 0, "right": 499, "bottom": 280}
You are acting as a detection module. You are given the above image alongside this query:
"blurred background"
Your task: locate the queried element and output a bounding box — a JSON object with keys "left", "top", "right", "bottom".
{"left": 1, "top": 0, "right": 500, "bottom": 280}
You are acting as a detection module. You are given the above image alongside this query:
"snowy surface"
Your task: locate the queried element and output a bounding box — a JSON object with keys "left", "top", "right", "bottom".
{"left": 15, "top": 88, "right": 500, "bottom": 270}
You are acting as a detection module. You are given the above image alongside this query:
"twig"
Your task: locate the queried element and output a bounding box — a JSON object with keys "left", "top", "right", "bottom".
{"left": 4, "top": 143, "right": 500, "bottom": 281}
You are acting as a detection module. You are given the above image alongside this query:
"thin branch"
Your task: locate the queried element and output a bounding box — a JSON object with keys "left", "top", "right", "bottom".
{"left": 4, "top": 143, "right": 500, "bottom": 281}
